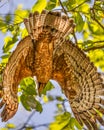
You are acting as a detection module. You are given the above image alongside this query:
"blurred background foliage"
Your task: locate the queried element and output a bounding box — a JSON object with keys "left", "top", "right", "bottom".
{"left": 0, "top": 0, "right": 104, "bottom": 130}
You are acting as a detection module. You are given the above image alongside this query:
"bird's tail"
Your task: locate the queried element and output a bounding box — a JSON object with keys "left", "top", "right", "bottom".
{"left": 24, "top": 10, "right": 75, "bottom": 45}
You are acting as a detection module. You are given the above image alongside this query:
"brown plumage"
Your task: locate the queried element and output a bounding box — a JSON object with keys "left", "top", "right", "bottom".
{"left": 0, "top": 10, "right": 104, "bottom": 129}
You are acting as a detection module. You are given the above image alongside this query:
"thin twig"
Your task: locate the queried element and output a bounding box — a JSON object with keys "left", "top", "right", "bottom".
{"left": 16, "top": 111, "right": 36, "bottom": 130}
{"left": 90, "top": 1, "right": 104, "bottom": 30}
{"left": 93, "top": 17, "right": 104, "bottom": 29}
{"left": 81, "top": 40, "right": 104, "bottom": 51}
{"left": 17, "top": 123, "right": 50, "bottom": 130}
{"left": 29, "top": 123, "right": 50, "bottom": 129}
{"left": 90, "top": 8, "right": 104, "bottom": 29}
{"left": 73, "top": 32, "right": 78, "bottom": 44}
{"left": 80, "top": 40, "right": 104, "bottom": 46}
{"left": 90, "top": 40, "right": 104, "bottom": 44}
{"left": 0, "top": 1, "right": 8, "bottom": 8}
{"left": 0, "top": 13, "right": 26, "bottom": 19}
{"left": 62, "top": 99, "right": 68, "bottom": 112}
{"left": 59, "top": 0, "right": 67, "bottom": 14}
{"left": 84, "top": 45, "right": 104, "bottom": 51}
{"left": 0, "top": 21, "right": 22, "bottom": 31}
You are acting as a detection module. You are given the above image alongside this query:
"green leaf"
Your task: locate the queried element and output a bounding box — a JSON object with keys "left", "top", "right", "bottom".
{"left": 88, "top": 50, "right": 104, "bottom": 71}
{"left": 48, "top": 95, "right": 54, "bottom": 101}
{"left": 74, "top": 12, "right": 85, "bottom": 32}
{"left": 63, "top": 0, "right": 76, "bottom": 10}
{"left": 35, "top": 100, "right": 43, "bottom": 113}
{"left": 3, "top": 34, "right": 18, "bottom": 53}
{"left": 6, "top": 123, "right": 16, "bottom": 129}
{"left": 5, "top": 14, "right": 12, "bottom": 24}
{"left": 8, "top": 25, "right": 14, "bottom": 32}
{"left": 26, "top": 127, "right": 33, "bottom": 130}
{"left": 46, "top": 2, "right": 56, "bottom": 10}
{"left": 0, "top": 17, "right": 7, "bottom": 33}
{"left": 32, "top": 0, "right": 47, "bottom": 13}
{"left": 56, "top": 103, "right": 63, "bottom": 112}
{"left": 27, "top": 95, "right": 43, "bottom": 112}
{"left": 21, "top": 94, "right": 43, "bottom": 112}
{"left": 46, "top": 0, "right": 59, "bottom": 10}
{"left": 21, "top": 28, "right": 28, "bottom": 38}
{"left": 26, "top": 95, "right": 37, "bottom": 109}
{"left": 20, "top": 77, "right": 37, "bottom": 95}
{"left": 49, "top": 112, "right": 82, "bottom": 130}
{"left": 56, "top": 96, "right": 64, "bottom": 101}
{"left": 88, "top": 21, "right": 104, "bottom": 35}
{"left": 42, "top": 81, "right": 54, "bottom": 95}
{"left": 0, "top": 128, "right": 8, "bottom": 130}
{"left": 70, "top": 118, "right": 82, "bottom": 129}
{"left": 49, "top": 112, "right": 71, "bottom": 130}
{"left": 14, "top": 5, "right": 29, "bottom": 24}
{"left": 78, "top": 3, "right": 90, "bottom": 13}
{"left": 1, "top": 53, "right": 10, "bottom": 64}
{"left": 20, "top": 77, "right": 43, "bottom": 112}
{"left": 3, "top": 36, "right": 14, "bottom": 53}
{"left": 20, "top": 94, "right": 31, "bottom": 111}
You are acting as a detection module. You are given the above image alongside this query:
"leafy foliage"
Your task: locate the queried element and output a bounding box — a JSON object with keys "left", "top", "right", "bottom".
{"left": 20, "top": 77, "right": 43, "bottom": 112}
{"left": 49, "top": 112, "right": 82, "bottom": 130}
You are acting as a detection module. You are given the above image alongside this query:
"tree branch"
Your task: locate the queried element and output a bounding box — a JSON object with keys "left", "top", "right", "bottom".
{"left": 16, "top": 111, "right": 36, "bottom": 130}
{"left": 17, "top": 123, "right": 50, "bottom": 130}
{"left": 73, "top": 32, "right": 78, "bottom": 44}
{"left": 26, "top": 123, "right": 50, "bottom": 129}
{"left": 0, "top": 22, "right": 22, "bottom": 31}
{"left": 0, "top": 1, "right": 8, "bottom": 8}
{"left": 84, "top": 45, "right": 104, "bottom": 51}
{"left": 59, "top": 0, "right": 67, "bottom": 14}
{"left": 62, "top": 99, "right": 68, "bottom": 112}
{"left": 90, "top": 1, "right": 104, "bottom": 30}
{"left": 90, "top": 8, "right": 104, "bottom": 30}
{"left": 91, "top": 40, "right": 104, "bottom": 44}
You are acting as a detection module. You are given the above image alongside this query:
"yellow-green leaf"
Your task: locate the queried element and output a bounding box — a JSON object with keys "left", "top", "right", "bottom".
{"left": 49, "top": 112, "right": 71, "bottom": 130}
{"left": 21, "top": 28, "right": 28, "bottom": 38}
{"left": 74, "top": 12, "right": 85, "bottom": 32}
{"left": 42, "top": 81, "right": 54, "bottom": 95}
{"left": 1, "top": 53, "right": 10, "bottom": 64}
{"left": 78, "top": 3, "right": 90, "bottom": 13}
{"left": 0, "top": 128, "right": 8, "bottom": 130}
{"left": 46, "top": 0, "right": 59, "bottom": 10}
{"left": 42, "top": 95, "right": 49, "bottom": 103}
{"left": 6, "top": 123, "right": 16, "bottom": 129}
{"left": 70, "top": 118, "right": 82, "bottom": 129}
{"left": 32, "top": 0, "right": 47, "bottom": 13}
{"left": 3, "top": 36, "right": 14, "bottom": 53}
{"left": 14, "top": 5, "right": 29, "bottom": 24}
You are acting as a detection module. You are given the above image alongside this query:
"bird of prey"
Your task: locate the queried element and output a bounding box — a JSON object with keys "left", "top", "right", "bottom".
{"left": 0, "top": 10, "right": 104, "bottom": 129}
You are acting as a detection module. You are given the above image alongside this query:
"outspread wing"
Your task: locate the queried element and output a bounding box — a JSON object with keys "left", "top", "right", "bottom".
{"left": 53, "top": 40, "right": 104, "bottom": 129}
{"left": 0, "top": 36, "right": 34, "bottom": 121}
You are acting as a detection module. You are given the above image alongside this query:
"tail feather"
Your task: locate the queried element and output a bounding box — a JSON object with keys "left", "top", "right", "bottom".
{"left": 24, "top": 10, "right": 75, "bottom": 42}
